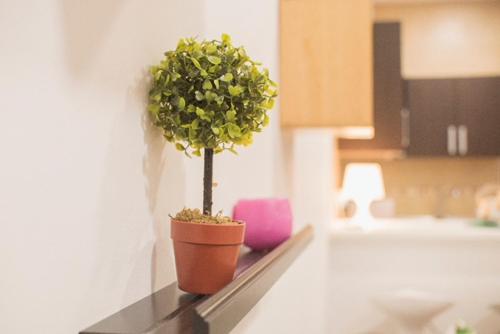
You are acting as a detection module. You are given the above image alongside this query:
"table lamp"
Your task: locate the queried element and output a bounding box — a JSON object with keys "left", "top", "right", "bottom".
{"left": 342, "top": 163, "right": 386, "bottom": 225}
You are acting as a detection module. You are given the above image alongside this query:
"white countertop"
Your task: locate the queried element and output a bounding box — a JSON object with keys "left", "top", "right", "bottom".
{"left": 331, "top": 216, "right": 500, "bottom": 241}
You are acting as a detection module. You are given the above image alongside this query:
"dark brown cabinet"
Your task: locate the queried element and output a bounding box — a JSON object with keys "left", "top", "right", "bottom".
{"left": 406, "top": 77, "right": 500, "bottom": 157}
{"left": 339, "top": 22, "right": 403, "bottom": 151}
{"left": 456, "top": 77, "right": 500, "bottom": 156}
{"left": 406, "top": 79, "right": 456, "bottom": 156}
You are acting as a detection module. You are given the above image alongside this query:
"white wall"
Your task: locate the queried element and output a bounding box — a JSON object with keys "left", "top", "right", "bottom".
{"left": 0, "top": 1, "right": 329, "bottom": 333}
{"left": 0, "top": 1, "right": 203, "bottom": 333}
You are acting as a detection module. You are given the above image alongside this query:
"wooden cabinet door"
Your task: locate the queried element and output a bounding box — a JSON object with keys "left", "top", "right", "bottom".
{"left": 339, "top": 22, "right": 403, "bottom": 151}
{"left": 280, "top": 0, "right": 373, "bottom": 127}
{"left": 456, "top": 77, "right": 500, "bottom": 156}
{"left": 406, "top": 79, "right": 457, "bottom": 156}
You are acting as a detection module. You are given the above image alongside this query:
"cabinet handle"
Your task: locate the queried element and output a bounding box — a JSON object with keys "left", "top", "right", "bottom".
{"left": 458, "top": 125, "right": 468, "bottom": 156}
{"left": 447, "top": 125, "right": 457, "bottom": 155}
{"left": 401, "top": 108, "right": 410, "bottom": 148}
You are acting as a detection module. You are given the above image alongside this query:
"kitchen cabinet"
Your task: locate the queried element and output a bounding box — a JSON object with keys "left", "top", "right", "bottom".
{"left": 339, "top": 22, "right": 403, "bottom": 151}
{"left": 456, "top": 77, "right": 500, "bottom": 156}
{"left": 280, "top": 0, "right": 373, "bottom": 127}
{"left": 406, "top": 77, "right": 500, "bottom": 156}
{"left": 406, "top": 79, "right": 456, "bottom": 156}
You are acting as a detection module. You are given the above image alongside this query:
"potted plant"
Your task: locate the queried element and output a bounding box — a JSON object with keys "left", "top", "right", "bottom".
{"left": 148, "top": 34, "right": 277, "bottom": 294}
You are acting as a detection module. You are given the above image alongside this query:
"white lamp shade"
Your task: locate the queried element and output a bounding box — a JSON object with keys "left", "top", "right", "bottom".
{"left": 342, "top": 163, "right": 386, "bottom": 203}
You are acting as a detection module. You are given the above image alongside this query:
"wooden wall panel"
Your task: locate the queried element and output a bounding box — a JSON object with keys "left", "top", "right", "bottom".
{"left": 280, "top": 0, "right": 373, "bottom": 127}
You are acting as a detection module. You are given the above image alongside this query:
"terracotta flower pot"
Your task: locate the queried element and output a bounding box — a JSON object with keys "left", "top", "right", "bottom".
{"left": 171, "top": 219, "right": 245, "bottom": 295}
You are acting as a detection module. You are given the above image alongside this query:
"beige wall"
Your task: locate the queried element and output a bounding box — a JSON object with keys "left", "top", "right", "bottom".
{"left": 340, "top": 158, "right": 500, "bottom": 217}
{"left": 375, "top": 1, "right": 500, "bottom": 78}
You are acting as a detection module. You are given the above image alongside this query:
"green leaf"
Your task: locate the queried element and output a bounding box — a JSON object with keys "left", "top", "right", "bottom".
{"left": 163, "top": 133, "right": 174, "bottom": 142}
{"left": 187, "top": 104, "right": 196, "bottom": 113}
{"left": 178, "top": 97, "right": 185, "bottom": 110}
{"left": 190, "top": 57, "right": 202, "bottom": 70}
{"left": 215, "top": 95, "right": 224, "bottom": 105}
{"left": 222, "top": 33, "right": 232, "bottom": 45}
{"left": 152, "top": 93, "right": 161, "bottom": 102}
{"left": 188, "top": 126, "right": 196, "bottom": 139}
{"left": 150, "top": 65, "right": 159, "bottom": 75}
{"left": 191, "top": 118, "right": 199, "bottom": 129}
{"left": 214, "top": 79, "right": 220, "bottom": 89}
{"left": 177, "top": 38, "right": 187, "bottom": 51}
{"left": 228, "top": 146, "right": 238, "bottom": 155}
{"left": 265, "top": 98, "right": 274, "bottom": 109}
{"left": 238, "top": 47, "right": 247, "bottom": 58}
{"left": 195, "top": 91, "right": 204, "bottom": 101}
{"left": 195, "top": 107, "right": 205, "bottom": 117}
{"left": 211, "top": 126, "right": 220, "bottom": 135}
{"left": 240, "top": 133, "right": 253, "bottom": 146}
{"left": 192, "top": 149, "right": 202, "bottom": 157}
{"left": 148, "top": 103, "right": 160, "bottom": 115}
{"left": 205, "top": 91, "right": 217, "bottom": 102}
{"left": 221, "top": 73, "right": 233, "bottom": 82}
{"left": 263, "top": 114, "right": 270, "bottom": 126}
{"left": 171, "top": 72, "right": 181, "bottom": 81}
{"left": 226, "top": 109, "right": 236, "bottom": 121}
{"left": 202, "top": 79, "right": 213, "bottom": 90}
{"left": 228, "top": 85, "right": 243, "bottom": 96}
{"left": 175, "top": 143, "right": 185, "bottom": 151}
{"left": 227, "top": 123, "right": 241, "bottom": 138}
{"left": 206, "top": 44, "right": 217, "bottom": 54}
{"left": 207, "top": 56, "right": 221, "bottom": 65}
{"left": 154, "top": 69, "right": 163, "bottom": 81}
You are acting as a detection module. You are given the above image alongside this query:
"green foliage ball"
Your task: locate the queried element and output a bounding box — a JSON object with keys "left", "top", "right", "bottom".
{"left": 148, "top": 34, "right": 278, "bottom": 156}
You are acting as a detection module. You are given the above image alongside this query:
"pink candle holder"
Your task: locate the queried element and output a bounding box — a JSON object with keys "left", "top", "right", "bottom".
{"left": 233, "top": 198, "right": 293, "bottom": 251}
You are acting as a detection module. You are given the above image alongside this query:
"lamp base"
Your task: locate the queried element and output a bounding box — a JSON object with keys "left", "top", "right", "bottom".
{"left": 349, "top": 200, "right": 376, "bottom": 229}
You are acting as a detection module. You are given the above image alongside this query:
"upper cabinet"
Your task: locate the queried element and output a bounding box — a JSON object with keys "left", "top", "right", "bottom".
{"left": 339, "top": 22, "right": 403, "bottom": 151}
{"left": 406, "top": 77, "right": 500, "bottom": 157}
{"left": 280, "top": 0, "right": 373, "bottom": 127}
{"left": 406, "top": 79, "right": 456, "bottom": 156}
{"left": 455, "top": 77, "right": 500, "bottom": 156}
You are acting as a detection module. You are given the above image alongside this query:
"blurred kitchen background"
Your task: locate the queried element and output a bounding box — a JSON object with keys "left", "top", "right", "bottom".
{"left": 316, "top": 1, "right": 500, "bottom": 333}
{"left": 334, "top": 0, "right": 500, "bottom": 221}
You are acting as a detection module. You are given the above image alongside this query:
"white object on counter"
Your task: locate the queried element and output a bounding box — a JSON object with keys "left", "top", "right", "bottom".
{"left": 373, "top": 289, "right": 453, "bottom": 334}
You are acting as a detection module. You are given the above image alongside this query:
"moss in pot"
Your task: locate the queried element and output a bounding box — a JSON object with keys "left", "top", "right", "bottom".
{"left": 148, "top": 34, "right": 277, "bottom": 294}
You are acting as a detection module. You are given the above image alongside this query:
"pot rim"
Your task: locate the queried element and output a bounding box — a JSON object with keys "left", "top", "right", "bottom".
{"left": 171, "top": 218, "right": 245, "bottom": 227}
{"left": 171, "top": 218, "right": 245, "bottom": 245}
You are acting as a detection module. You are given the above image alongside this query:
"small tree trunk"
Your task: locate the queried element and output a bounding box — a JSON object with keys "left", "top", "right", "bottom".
{"left": 203, "top": 148, "right": 214, "bottom": 216}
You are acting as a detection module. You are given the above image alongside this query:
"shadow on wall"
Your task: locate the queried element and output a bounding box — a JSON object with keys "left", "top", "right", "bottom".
{"left": 88, "top": 66, "right": 184, "bottom": 311}
{"left": 141, "top": 74, "right": 186, "bottom": 292}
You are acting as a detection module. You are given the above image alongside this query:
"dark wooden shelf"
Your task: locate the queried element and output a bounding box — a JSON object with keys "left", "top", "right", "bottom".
{"left": 80, "top": 225, "right": 314, "bottom": 334}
